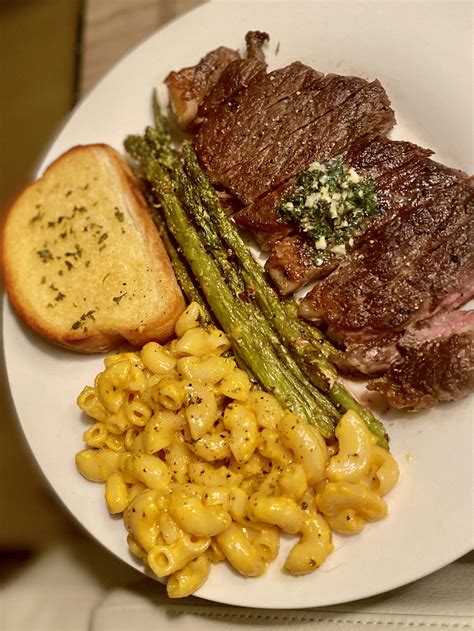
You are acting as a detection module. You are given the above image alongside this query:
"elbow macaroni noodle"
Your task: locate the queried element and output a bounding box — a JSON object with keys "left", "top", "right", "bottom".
{"left": 76, "top": 302, "right": 399, "bottom": 598}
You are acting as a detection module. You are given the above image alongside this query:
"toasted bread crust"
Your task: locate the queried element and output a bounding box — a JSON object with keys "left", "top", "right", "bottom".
{"left": 2, "top": 144, "right": 185, "bottom": 353}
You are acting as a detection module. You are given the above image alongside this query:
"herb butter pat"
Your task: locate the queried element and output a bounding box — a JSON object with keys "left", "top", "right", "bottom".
{"left": 278, "top": 157, "right": 380, "bottom": 257}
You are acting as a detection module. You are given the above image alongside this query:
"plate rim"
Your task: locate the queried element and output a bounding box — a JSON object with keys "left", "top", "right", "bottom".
{"left": 2, "top": 0, "right": 473, "bottom": 609}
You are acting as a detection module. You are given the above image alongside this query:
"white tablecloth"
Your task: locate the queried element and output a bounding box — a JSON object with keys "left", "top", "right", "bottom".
{"left": 1, "top": 535, "right": 472, "bottom": 631}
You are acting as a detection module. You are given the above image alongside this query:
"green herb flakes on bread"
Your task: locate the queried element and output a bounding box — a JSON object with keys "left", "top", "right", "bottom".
{"left": 2, "top": 144, "right": 185, "bottom": 352}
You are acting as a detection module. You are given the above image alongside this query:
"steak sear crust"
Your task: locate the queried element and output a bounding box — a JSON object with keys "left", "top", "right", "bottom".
{"left": 368, "top": 311, "right": 474, "bottom": 410}
{"left": 168, "top": 32, "right": 474, "bottom": 410}
{"left": 194, "top": 64, "right": 395, "bottom": 204}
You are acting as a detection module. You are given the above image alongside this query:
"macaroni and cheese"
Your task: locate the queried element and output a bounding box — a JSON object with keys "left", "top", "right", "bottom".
{"left": 76, "top": 302, "right": 399, "bottom": 598}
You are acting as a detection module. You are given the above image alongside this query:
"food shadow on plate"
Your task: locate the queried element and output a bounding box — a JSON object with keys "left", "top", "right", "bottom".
{"left": 4, "top": 305, "right": 88, "bottom": 364}
{"left": 4, "top": 303, "right": 138, "bottom": 364}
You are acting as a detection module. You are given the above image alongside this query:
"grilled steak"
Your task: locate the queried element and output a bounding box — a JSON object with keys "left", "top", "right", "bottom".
{"left": 166, "top": 31, "right": 269, "bottom": 131}
{"left": 198, "top": 31, "right": 269, "bottom": 121}
{"left": 265, "top": 234, "right": 339, "bottom": 294}
{"left": 168, "top": 32, "right": 474, "bottom": 410}
{"left": 264, "top": 137, "right": 437, "bottom": 293}
{"left": 345, "top": 135, "right": 433, "bottom": 181}
{"left": 367, "top": 311, "right": 474, "bottom": 410}
{"left": 166, "top": 46, "right": 240, "bottom": 130}
{"left": 332, "top": 307, "right": 474, "bottom": 379}
{"left": 331, "top": 334, "right": 403, "bottom": 377}
{"left": 299, "top": 167, "right": 474, "bottom": 343}
{"left": 233, "top": 180, "right": 295, "bottom": 250}
{"left": 194, "top": 64, "right": 395, "bottom": 205}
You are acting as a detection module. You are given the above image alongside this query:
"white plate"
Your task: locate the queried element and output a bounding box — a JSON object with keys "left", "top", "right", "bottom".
{"left": 3, "top": 0, "right": 473, "bottom": 609}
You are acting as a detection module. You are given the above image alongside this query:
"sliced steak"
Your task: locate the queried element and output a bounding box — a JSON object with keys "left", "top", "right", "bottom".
{"left": 195, "top": 62, "right": 325, "bottom": 189}
{"left": 332, "top": 308, "right": 474, "bottom": 380}
{"left": 166, "top": 46, "right": 240, "bottom": 129}
{"left": 263, "top": 138, "right": 437, "bottom": 293}
{"left": 198, "top": 31, "right": 269, "bottom": 121}
{"left": 368, "top": 310, "right": 474, "bottom": 410}
{"left": 345, "top": 136, "right": 433, "bottom": 181}
{"left": 166, "top": 32, "right": 271, "bottom": 131}
{"left": 171, "top": 36, "right": 473, "bottom": 411}
{"left": 331, "top": 334, "right": 403, "bottom": 377}
{"left": 402, "top": 307, "right": 474, "bottom": 345}
{"left": 299, "top": 168, "right": 474, "bottom": 343}
{"left": 265, "top": 235, "right": 340, "bottom": 294}
{"left": 343, "top": 137, "right": 436, "bottom": 241}
{"left": 233, "top": 180, "right": 295, "bottom": 250}
{"left": 194, "top": 64, "right": 395, "bottom": 204}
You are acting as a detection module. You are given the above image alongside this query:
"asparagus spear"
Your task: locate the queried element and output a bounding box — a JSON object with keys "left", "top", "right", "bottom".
{"left": 129, "top": 149, "right": 336, "bottom": 436}
{"left": 127, "top": 97, "right": 389, "bottom": 448}
{"left": 181, "top": 145, "right": 388, "bottom": 447}
{"left": 144, "top": 102, "right": 338, "bottom": 378}
{"left": 128, "top": 131, "right": 342, "bottom": 425}
{"left": 174, "top": 164, "right": 342, "bottom": 423}
{"left": 142, "top": 183, "right": 258, "bottom": 381}
{"left": 149, "top": 200, "right": 212, "bottom": 319}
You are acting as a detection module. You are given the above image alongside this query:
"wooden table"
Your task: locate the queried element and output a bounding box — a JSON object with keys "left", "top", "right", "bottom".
{"left": 81, "top": 0, "right": 204, "bottom": 96}
{"left": 0, "top": 0, "right": 204, "bottom": 551}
